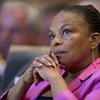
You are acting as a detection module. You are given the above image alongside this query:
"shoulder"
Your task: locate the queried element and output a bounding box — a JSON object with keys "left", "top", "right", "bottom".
{"left": 86, "top": 70, "right": 100, "bottom": 90}
{"left": 90, "top": 70, "right": 100, "bottom": 82}
{"left": 82, "top": 70, "right": 100, "bottom": 89}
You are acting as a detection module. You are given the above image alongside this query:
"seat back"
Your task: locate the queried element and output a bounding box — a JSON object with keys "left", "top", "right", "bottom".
{"left": 0, "top": 45, "right": 49, "bottom": 95}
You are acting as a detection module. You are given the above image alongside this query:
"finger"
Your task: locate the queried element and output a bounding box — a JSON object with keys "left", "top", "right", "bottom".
{"left": 43, "top": 55, "right": 56, "bottom": 67}
{"left": 49, "top": 51, "right": 62, "bottom": 69}
{"left": 33, "top": 69, "right": 43, "bottom": 85}
{"left": 33, "top": 69, "right": 38, "bottom": 85}
{"left": 31, "top": 60, "right": 42, "bottom": 68}
{"left": 35, "top": 56, "right": 54, "bottom": 67}
{"left": 49, "top": 51, "right": 58, "bottom": 65}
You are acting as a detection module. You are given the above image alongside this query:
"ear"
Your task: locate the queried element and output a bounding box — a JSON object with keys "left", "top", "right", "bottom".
{"left": 89, "top": 32, "right": 100, "bottom": 49}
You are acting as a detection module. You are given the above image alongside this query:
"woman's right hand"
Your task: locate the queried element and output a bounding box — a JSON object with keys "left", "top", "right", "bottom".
{"left": 6, "top": 55, "right": 56, "bottom": 100}
{"left": 21, "top": 52, "right": 58, "bottom": 86}
{"left": 6, "top": 59, "right": 43, "bottom": 100}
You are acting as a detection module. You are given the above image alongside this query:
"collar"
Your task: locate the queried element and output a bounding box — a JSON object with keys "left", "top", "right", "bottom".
{"left": 79, "top": 57, "right": 100, "bottom": 80}
{"left": 26, "top": 57, "right": 100, "bottom": 98}
{"left": 69, "top": 57, "right": 100, "bottom": 92}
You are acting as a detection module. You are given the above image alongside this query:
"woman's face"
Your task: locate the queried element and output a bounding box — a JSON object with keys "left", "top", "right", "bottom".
{"left": 49, "top": 11, "right": 92, "bottom": 72}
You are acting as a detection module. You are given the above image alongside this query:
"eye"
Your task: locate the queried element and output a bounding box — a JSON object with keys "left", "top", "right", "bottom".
{"left": 49, "top": 34, "right": 55, "bottom": 40}
{"left": 62, "top": 29, "right": 71, "bottom": 36}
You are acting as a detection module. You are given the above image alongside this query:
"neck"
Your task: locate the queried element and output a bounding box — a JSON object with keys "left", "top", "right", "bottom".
{"left": 65, "top": 69, "right": 83, "bottom": 83}
{"left": 68, "top": 70, "right": 82, "bottom": 79}
{"left": 68, "top": 50, "right": 99, "bottom": 74}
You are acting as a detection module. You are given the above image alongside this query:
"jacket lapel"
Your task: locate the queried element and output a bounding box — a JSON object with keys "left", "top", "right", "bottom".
{"left": 68, "top": 57, "right": 100, "bottom": 92}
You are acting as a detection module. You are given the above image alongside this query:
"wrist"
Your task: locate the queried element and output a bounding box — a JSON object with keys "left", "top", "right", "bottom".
{"left": 19, "top": 75, "right": 33, "bottom": 89}
{"left": 7, "top": 76, "right": 31, "bottom": 100}
{"left": 49, "top": 74, "right": 67, "bottom": 97}
{"left": 49, "top": 74, "right": 66, "bottom": 87}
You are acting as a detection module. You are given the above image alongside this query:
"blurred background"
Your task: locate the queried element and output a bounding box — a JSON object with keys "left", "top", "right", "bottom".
{"left": 0, "top": 0, "right": 80, "bottom": 46}
{"left": 0, "top": 0, "right": 99, "bottom": 46}
{"left": 0, "top": 0, "right": 100, "bottom": 96}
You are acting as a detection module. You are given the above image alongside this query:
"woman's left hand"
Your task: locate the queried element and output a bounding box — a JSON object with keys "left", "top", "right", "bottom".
{"left": 33, "top": 54, "right": 61, "bottom": 85}
{"left": 33, "top": 53, "right": 67, "bottom": 98}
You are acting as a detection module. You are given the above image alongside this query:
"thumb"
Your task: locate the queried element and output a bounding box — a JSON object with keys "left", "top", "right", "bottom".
{"left": 33, "top": 69, "right": 42, "bottom": 86}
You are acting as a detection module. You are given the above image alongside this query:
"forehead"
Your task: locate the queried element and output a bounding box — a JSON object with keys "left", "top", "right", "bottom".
{"left": 50, "top": 11, "right": 87, "bottom": 30}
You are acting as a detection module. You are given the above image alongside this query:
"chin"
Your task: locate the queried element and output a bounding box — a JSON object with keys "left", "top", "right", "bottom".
{"left": 57, "top": 56, "right": 66, "bottom": 63}
{"left": 57, "top": 59, "right": 70, "bottom": 70}
{"left": 58, "top": 59, "right": 68, "bottom": 67}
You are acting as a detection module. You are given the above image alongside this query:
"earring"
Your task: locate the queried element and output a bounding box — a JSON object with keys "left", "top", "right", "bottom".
{"left": 91, "top": 49, "right": 95, "bottom": 63}
{"left": 91, "top": 49, "right": 96, "bottom": 68}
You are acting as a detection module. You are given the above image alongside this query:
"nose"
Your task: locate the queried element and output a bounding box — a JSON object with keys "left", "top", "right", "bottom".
{"left": 52, "top": 34, "right": 63, "bottom": 47}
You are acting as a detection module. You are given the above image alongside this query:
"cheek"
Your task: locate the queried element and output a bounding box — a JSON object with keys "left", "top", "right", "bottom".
{"left": 50, "top": 34, "right": 91, "bottom": 66}
{"left": 64, "top": 33, "right": 89, "bottom": 52}
{"left": 62, "top": 36, "right": 90, "bottom": 63}
{"left": 67, "top": 39, "right": 87, "bottom": 56}
{"left": 63, "top": 36, "right": 81, "bottom": 52}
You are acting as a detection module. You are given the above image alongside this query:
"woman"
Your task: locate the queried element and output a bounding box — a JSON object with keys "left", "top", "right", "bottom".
{"left": 1, "top": 5, "right": 100, "bottom": 100}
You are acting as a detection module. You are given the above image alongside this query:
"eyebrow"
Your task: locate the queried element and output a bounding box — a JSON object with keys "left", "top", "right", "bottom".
{"left": 49, "top": 24, "right": 70, "bottom": 33}
{"left": 48, "top": 30, "right": 53, "bottom": 34}
{"left": 60, "top": 24, "right": 70, "bottom": 29}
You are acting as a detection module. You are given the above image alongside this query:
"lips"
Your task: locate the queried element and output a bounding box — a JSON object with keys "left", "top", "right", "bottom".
{"left": 54, "top": 50, "right": 67, "bottom": 56}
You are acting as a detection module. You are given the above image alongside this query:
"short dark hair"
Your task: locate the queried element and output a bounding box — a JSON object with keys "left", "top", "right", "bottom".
{"left": 61, "top": 5, "right": 100, "bottom": 52}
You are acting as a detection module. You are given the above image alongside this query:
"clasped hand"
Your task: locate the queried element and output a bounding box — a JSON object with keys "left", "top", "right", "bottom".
{"left": 22, "top": 52, "right": 61, "bottom": 87}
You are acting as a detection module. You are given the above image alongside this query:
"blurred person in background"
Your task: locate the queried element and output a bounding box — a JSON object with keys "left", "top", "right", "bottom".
{"left": 0, "top": 0, "right": 40, "bottom": 79}
{"left": 1, "top": 0, "right": 40, "bottom": 45}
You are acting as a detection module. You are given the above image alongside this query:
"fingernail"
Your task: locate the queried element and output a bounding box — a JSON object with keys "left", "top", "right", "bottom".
{"left": 53, "top": 62, "right": 56, "bottom": 67}
{"left": 46, "top": 62, "right": 52, "bottom": 66}
{"left": 36, "top": 63, "right": 42, "bottom": 67}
